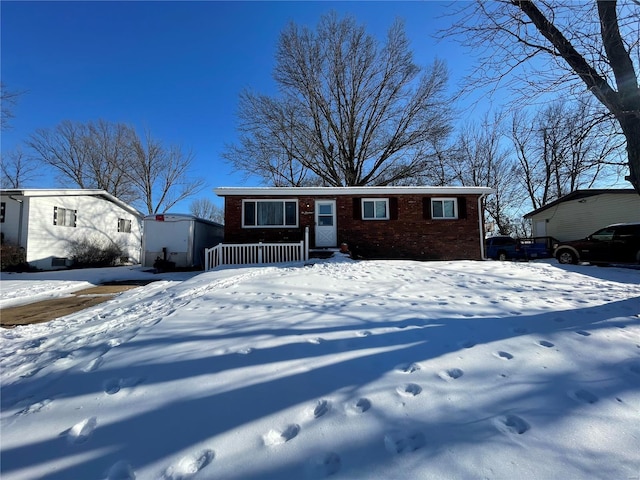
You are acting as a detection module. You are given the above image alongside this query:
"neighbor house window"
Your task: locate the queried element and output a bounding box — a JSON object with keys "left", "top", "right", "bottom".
{"left": 0, "top": 202, "right": 5, "bottom": 223}
{"left": 53, "top": 206, "right": 77, "bottom": 227}
{"left": 362, "top": 198, "right": 389, "bottom": 220}
{"left": 118, "top": 218, "right": 132, "bottom": 233}
{"left": 431, "top": 198, "right": 457, "bottom": 219}
{"left": 243, "top": 200, "right": 298, "bottom": 227}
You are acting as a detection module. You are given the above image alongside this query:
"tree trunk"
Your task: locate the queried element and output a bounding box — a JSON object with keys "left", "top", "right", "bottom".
{"left": 620, "top": 115, "right": 640, "bottom": 193}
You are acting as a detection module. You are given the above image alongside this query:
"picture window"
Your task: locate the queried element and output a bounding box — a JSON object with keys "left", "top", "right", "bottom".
{"left": 243, "top": 200, "right": 298, "bottom": 228}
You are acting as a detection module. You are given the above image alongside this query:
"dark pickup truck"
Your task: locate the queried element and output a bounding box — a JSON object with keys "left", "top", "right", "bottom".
{"left": 485, "top": 236, "right": 558, "bottom": 261}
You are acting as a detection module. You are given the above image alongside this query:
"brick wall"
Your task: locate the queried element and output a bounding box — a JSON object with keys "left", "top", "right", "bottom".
{"left": 223, "top": 194, "right": 484, "bottom": 260}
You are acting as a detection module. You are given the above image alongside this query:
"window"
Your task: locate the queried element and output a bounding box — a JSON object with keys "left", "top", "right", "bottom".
{"left": 590, "top": 227, "right": 615, "bottom": 241}
{"left": 243, "top": 200, "right": 298, "bottom": 227}
{"left": 53, "top": 206, "right": 77, "bottom": 227}
{"left": 0, "top": 202, "right": 5, "bottom": 223}
{"left": 118, "top": 218, "right": 132, "bottom": 233}
{"left": 431, "top": 198, "right": 458, "bottom": 219}
{"left": 362, "top": 198, "right": 389, "bottom": 220}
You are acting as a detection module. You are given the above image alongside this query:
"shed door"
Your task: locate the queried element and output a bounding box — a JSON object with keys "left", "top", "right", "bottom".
{"left": 315, "top": 200, "right": 337, "bottom": 247}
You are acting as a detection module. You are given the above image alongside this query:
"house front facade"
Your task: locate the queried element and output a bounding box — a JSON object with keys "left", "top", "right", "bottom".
{"left": 524, "top": 189, "right": 640, "bottom": 241}
{"left": 214, "top": 186, "right": 493, "bottom": 261}
{"left": 0, "top": 189, "right": 143, "bottom": 270}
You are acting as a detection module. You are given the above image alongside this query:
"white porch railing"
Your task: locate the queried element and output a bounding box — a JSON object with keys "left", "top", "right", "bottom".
{"left": 204, "top": 227, "right": 310, "bottom": 271}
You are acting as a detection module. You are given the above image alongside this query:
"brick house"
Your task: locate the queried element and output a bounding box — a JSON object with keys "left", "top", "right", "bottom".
{"left": 214, "top": 186, "right": 493, "bottom": 261}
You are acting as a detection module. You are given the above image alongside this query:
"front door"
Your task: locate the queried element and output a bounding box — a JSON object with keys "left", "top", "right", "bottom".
{"left": 315, "top": 200, "right": 337, "bottom": 247}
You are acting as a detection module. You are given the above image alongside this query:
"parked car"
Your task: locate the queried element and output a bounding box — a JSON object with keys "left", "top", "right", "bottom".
{"left": 485, "top": 236, "right": 557, "bottom": 261}
{"left": 553, "top": 222, "right": 640, "bottom": 265}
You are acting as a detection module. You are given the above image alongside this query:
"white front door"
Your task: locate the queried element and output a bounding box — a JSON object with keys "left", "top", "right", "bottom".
{"left": 315, "top": 200, "right": 337, "bottom": 247}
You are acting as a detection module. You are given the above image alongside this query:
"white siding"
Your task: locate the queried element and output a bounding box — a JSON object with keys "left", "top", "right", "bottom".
{"left": 530, "top": 193, "right": 640, "bottom": 241}
{"left": 3, "top": 193, "right": 141, "bottom": 270}
{"left": 0, "top": 195, "right": 26, "bottom": 245}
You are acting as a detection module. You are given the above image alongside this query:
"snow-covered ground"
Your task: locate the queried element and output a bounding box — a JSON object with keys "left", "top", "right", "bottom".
{"left": 1, "top": 258, "right": 639, "bottom": 480}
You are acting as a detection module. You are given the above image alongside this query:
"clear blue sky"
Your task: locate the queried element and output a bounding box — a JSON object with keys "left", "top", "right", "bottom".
{"left": 2, "top": 1, "right": 483, "bottom": 211}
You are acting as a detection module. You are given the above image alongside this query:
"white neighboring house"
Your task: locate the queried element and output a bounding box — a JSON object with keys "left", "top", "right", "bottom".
{"left": 524, "top": 189, "right": 640, "bottom": 241}
{"left": 0, "top": 189, "right": 143, "bottom": 270}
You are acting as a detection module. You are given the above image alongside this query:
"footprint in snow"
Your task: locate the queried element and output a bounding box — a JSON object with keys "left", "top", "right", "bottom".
{"left": 356, "top": 330, "right": 371, "bottom": 337}
{"left": 538, "top": 340, "right": 555, "bottom": 348}
{"left": 306, "top": 452, "right": 341, "bottom": 478}
{"left": 569, "top": 389, "right": 599, "bottom": 404}
{"left": 103, "top": 377, "right": 145, "bottom": 395}
{"left": 495, "top": 414, "right": 530, "bottom": 435}
{"left": 494, "top": 351, "right": 514, "bottom": 360}
{"left": 575, "top": 330, "right": 591, "bottom": 337}
{"left": 83, "top": 355, "right": 104, "bottom": 373}
{"left": 263, "top": 424, "right": 300, "bottom": 446}
{"left": 346, "top": 398, "right": 371, "bottom": 414}
{"left": 438, "top": 368, "right": 464, "bottom": 380}
{"left": 396, "top": 383, "right": 422, "bottom": 397}
{"left": 66, "top": 416, "right": 98, "bottom": 444}
{"left": 16, "top": 399, "right": 51, "bottom": 416}
{"left": 395, "top": 362, "right": 421, "bottom": 374}
{"left": 161, "top": 449, "right": 214, "bottom": 480}
{"left": 384, "top": 430, "right": 426, "bottom": 454}
{"left": 106, "top": 460, "right": 136, "bottom": 480}
{"left": 22, "top": 337, "right": 47, "bottom": 349}
{"left": 313, "top": 399, "right": 330, "bottom": 418}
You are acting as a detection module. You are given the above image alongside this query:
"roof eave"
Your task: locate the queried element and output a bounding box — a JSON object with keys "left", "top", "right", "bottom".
{"left": 214, "top": 186, "right": 495, "bottom": 197}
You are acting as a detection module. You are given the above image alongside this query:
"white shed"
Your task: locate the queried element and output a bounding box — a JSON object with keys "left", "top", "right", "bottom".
{"left": 142, "top": 214, "right": 224, "bottom": 269}
{"left": 524, "top": 189, "right": 640, "bottom": 241}
{"left": 0, "top": 189, "right": 143, "bottom": 270}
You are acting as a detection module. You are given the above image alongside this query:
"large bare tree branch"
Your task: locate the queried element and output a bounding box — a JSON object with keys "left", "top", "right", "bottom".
{"left": 224, "top": 13, "right": 453, "bottom": 187}
{"left": 442, "top": 0, "right": 640, "bottom": 193}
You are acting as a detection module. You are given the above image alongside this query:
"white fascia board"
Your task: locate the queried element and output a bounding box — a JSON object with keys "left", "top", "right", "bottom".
{"left": 214, "top": 186, "right": 495, "bottom": 197}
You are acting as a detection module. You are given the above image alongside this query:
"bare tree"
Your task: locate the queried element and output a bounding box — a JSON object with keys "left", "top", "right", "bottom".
{"left": 510, "top": 99, "right": 624, "bottom": 209}
{"left": 28, "top": 121, "right": 95, "bottom": 188}
{"left": 0, "top": 147, "right": 40, "bottom": 188}
{"left": 27, "top": 120, "right": 204, "bottom": 213}
{"left": 1, "top": 83, "right": 26, "bottom": 131}
{"left": 84, "top": 120, "right": 138, "bottom": 203}
{"left": 189, "top": 198, "right": 224, "bottom": 224}
{"left": 450, "top": 114, "right": 523, "bottom": 235}
{"left": 442, "top": 1, "right": 640, "bottom": 194}
{"left": 129, "top": 130, "right": 205, "bottom": 214}
{"left": 224, "top": 13, "right": 453, "bottom": 186}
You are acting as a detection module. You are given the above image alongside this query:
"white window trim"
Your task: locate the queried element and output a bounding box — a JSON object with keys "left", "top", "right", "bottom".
{"left": 431, "top": 197, "right": 458, "bottom": 219}
{"left": 118, "top": 218, "right": 132, "bottom": 233}
{"left": 53, "top": 206, "right": 77, "bottom": 227}
{"left": 361, "top": 198, "right": 389, "bottom": 220}
{"left": 242, "top": 199, "right": 299, "bottom": 228}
